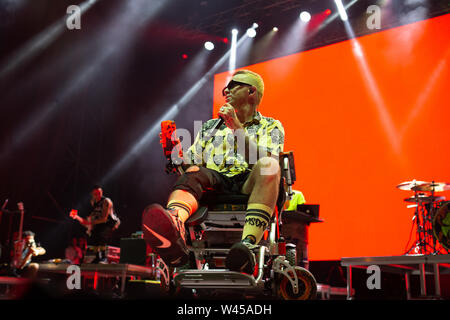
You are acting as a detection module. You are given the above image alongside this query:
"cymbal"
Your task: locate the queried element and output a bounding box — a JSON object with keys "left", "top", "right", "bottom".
{"left": 397, "top": 180, "right": 427, "bottom": 191}
{"left": 411, "top": 182, "right": 450, "bottom": 192}
{"left": 403, "top": 194, "right": 445, "bottom": 203}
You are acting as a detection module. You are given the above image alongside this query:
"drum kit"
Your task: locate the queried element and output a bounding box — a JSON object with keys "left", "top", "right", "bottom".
{"left": 397, "top": 180, "right": 450, "bottom": 255}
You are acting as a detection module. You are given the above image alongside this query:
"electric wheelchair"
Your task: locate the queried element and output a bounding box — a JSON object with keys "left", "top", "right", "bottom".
{"left": 155, "top": 121, "right": 317, "bottom": 300}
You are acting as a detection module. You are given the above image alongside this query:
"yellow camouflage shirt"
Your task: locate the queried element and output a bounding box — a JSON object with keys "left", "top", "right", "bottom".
{"left": 186, "top": 112, "right": 285, "bottom": 177}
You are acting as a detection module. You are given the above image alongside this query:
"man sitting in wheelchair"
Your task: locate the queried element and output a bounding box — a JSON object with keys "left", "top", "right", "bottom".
{"left": 142, "top": 70, "right": 284, "bottom": 275}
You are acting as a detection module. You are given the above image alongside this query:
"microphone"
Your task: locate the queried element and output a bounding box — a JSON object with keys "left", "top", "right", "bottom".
{"left": 203, "top": 116, "right": 224, "bottom": 141}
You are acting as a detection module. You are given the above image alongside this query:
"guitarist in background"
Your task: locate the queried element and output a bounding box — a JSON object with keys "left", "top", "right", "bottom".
{"left": 13, "top": 231, "right": 46, "bottom": 278}
{"left": 70, "top": 185, "right": 120, "bottom": 263}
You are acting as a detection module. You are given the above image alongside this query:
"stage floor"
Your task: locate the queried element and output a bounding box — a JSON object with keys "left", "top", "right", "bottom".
{"left": 1, "top": 256, "right": 449, "bottom": 300}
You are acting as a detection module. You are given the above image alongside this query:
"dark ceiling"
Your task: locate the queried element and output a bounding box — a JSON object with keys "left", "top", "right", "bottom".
{"left": 0, "top": 0, "right": 448, "bottom": 258}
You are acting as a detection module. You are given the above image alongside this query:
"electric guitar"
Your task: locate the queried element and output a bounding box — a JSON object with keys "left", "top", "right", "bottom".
{"left": 160, "top": 120, "right": 184, "bottom": 175}
{"left": 11, "top": 202, "right": 25, "bottom": 269}
{"left": 69, "top": 209, "right": 93, "bottom": 236}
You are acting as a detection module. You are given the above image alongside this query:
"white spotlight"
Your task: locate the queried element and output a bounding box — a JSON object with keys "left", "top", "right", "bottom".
{"left": 334, "top": 0, "right": 348, "bottom": 21}
{"left": 252, "top": 22, "right": 259, "bottom": 29}
{"left": 273, "top": 27, "right": 278, "bottom": 32}
{"left": 204, "top": 41, "right": 214, "bottom": 51}
{"left": 299, "top": 11, "right": 311, "bottom": 22}
{"left": 229, "top": 28, "right": 238, "bottom": 71}
{"left": 246, "top": 28, "right": 256, "bottom": 38}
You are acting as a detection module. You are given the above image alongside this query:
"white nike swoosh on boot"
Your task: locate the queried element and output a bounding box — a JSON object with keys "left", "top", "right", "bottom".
{"left": 143, "top": 224, "right": 171, "bottom": 248}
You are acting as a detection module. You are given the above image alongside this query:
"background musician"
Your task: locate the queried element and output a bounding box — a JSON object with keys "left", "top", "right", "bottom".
{"left": 70, "top": 185, "right": 120, "bottom": 263}
{"left": 13, "top": 231, "right": 46, "bottom": 279}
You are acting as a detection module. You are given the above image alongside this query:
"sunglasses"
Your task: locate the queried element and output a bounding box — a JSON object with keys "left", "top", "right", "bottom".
{"left": 222, "top": 80, "right": 251, "bottom": 96}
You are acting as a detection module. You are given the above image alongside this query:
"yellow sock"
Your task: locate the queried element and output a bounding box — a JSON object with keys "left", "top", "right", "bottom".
{"left": 167, "top": 200, "right": 192, "bottom": 223}
{"left": 242, "top": 203, "right": 273, "bottom": 244}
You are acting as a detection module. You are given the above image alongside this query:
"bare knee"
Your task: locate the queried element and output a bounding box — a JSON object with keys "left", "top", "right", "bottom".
{"left": 255, "top": 157, "right": 280, "bottom": 180}
{"left": 186, "top": 165, "right": 200, "bottom": 173}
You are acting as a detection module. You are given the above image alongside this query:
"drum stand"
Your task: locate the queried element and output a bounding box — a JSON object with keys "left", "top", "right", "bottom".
{"left": 406, "top": 190, "right": 447, "bottom": 255}
{"left": 405, "top": 193, "right": 426, "bottom": 255}
{"left": 399, "top": 180, "right": 450, "bottom": 256}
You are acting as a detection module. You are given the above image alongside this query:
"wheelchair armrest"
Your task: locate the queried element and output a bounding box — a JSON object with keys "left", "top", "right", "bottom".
{"left": 279, "top": 151, "right": 296, "bottom": 200}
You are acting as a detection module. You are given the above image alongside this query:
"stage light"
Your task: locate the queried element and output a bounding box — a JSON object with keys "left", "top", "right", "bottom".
{"left": 272, "top": 16, "right": 309, "bottom": 75}
{"left": 252, "top": 23, "right": 259, "bottom": 29}
{"left": 204, "top": 41, "right": 214, "bottom": 50}
{"left": 229, "top": 28, "right": 238, "bottom": 71}
{"left": 315, "top": 0, "right": 357, "bottom": 33}
{"left": 182, "top": 54, "right": 188, "bottom": 59}
{"left": 299, "top": 11, "right": 311, "bottom": 22}
{"left": 334, "top": 0, "right": 348, "bottom": 21}
{"left": 273, "top": 27, "right": 278, "bottom": 32}
{"left": 246, "top": 28, "right": 256, "bottom": 38}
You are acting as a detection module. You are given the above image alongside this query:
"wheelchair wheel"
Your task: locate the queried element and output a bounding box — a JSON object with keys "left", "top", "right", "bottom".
{"left": 277, "top": 266, "right": 317, "bottom": 300}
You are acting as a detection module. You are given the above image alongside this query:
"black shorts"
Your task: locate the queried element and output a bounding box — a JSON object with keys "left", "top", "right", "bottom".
{"left": 173, "top": 167, "right": 251, "bottom": 201}
{"left": 89, "top": 223, "right": 114, "bottom": 246}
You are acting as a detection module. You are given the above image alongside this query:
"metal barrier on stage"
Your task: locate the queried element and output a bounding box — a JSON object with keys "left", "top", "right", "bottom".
{"left": 341, "top": 254, "right": 450, "bottom": 299}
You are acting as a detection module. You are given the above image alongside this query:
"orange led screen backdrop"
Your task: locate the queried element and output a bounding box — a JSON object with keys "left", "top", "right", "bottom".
{"left": 213, "top": 14, "right": 450, "bottom": 260}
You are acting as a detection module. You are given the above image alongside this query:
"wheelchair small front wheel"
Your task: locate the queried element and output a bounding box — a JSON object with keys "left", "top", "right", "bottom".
{"left": 277, "top": 266, "right": 317, "bottom": 300}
